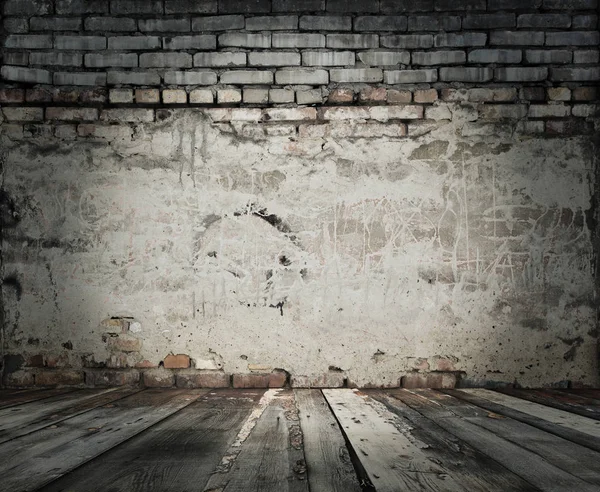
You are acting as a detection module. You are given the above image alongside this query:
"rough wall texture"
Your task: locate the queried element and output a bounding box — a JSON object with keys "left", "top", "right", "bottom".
{"left": 0, "top": 0, "right": 599, "bottom": 389}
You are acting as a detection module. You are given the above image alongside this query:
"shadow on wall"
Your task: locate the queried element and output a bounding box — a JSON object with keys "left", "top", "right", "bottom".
{"left": 0, "top": 111, "right": 598, "bottom": 388}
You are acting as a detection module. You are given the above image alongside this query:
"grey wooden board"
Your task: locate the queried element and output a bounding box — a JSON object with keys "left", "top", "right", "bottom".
{"left": 323, "top": 389, "right": 465, "bottom": 492}
{"left": 294, "top": 389, "right": 361, "bottom": 492}
{"left": 0, "top": 388, "right": 207, "bottom": 491}
{"left": 39, "top": 389, "right": 265, "bottom": 492}
{"left": 497, "top": 388, "right": 600, "bottom": 421}
{"left": 369, "top": 391, "right": 540, "bottom": 492}
{"left": 561, "top": 389, "right": 600, "bottom": 403}
{"left": 412, "top": 389, "right": 600, "bottom": 487}
{"left": 0, "top": 387, "right": 140, "bottom": 444}
{"left": 461, "top": 389, "right": 600, "bottom": 439}
{"left": 445, "top": 389, "right": 600, "bottom": 454}
{"left": 203, "top": 390, "right": 309, "bottom": 492}
{"left": 542, "top": 389, "right": 600, "bottom": 408}
{"left": 391, "top": 389, "right": 599, "bottom": 492}
{"left": 0, "top": 388, "right": 75, "bottom": 409}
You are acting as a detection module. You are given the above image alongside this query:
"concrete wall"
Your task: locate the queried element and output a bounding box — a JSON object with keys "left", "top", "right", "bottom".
{"left": 1, "top": 0, "right": 599, "bottom": 389}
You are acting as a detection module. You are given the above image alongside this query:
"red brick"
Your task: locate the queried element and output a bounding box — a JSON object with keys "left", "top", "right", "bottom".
{"left": 163, "top": 354, "right": 190, "bottom": 369}
{"left": 432, "top": 357, "right": 457, "bottom": 372}
{"left": 135, "top": 359, "right": 157, "bottom": 368}
{"left": 36, "top": 370, "right": 84, "bottom": 386}
{"left": 85, "top": 369, "right": 140, "bottom": 386}
{"left": 290, "top": 373, "right": 345, "bottom": 388}
{"left": 3, "top": 370, "right": 35, "bottom": 387}
{"left": 0, "top": 89, "right": 24, "bottom": 103}
{"left": 359, "top": 87, "right": 387, "bottom": 103}
{"left": 387, "top": 89, "right": 412, "bottom": 104}
{"left": 412, "top": 358, "right": 430, "bottom": 371}
{"left": 233, "top": 373, "right": 270, "bottom": 388}
{"left": 80, "top": 88, "right": 107, "bottom": 104}
{"left": 106, "top": 334, "right": 142, "bottom": 353}
{"left": 26, "top": 354, "right": 45, "bottom": 367}
{"left": 143, "top": 368, "right": 175, "bottom": 388}
{"left": 401, "top": 372, "right": 456, "bottom": 389}
{"left": 176, "top": 371, "right": 230, "bottom": 388}
{"left": 572, "top": 87, "right": 597, "bottom": 101}
{"left": 26, "top": 88, "right": 53, "bottom": 103}
{"left": 269, "top": 370, "right": 287, "bottom": 388}
{"left": 414, "top": 89, "right": 438, "bottom": 103}
{"left": 327, "top": 88, "right": 354, "bottom": 104}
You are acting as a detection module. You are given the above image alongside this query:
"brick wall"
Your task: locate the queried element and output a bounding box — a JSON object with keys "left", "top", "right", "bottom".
{"left": 0, "top": 0, "right": 599, "bottom": 389}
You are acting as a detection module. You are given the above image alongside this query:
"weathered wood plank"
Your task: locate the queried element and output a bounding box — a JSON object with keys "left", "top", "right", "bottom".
{"left": 369, "top": 390, "right": 540, "bottom": 492}
{"left": 0, "top": 388, "right": 75, "bottom": 409}
{"left": 391, "top": 389, "right": 599, "bottom": 492}
{"left": 323, "top": 389, "right": 464, "bottom": 492}
{"left": 0, "top": 388, "right": 207, "bottom": 491}
{"left": 203, "top": 389, "right": 309, "bottom": 492}
{"left": 0, "top": 387, "right": 140, "bottom": 444}
{"left": 460, "top": 389, "right": 600, "bottom": 439}
{"left": 497, "top": 388, "right": 600, "bottom": 421}
{"left": 542, "top": 389, "right": 600, "bottom": 407}
{"left": 444, "top": 389, "right": 600, "bottom": 454}
{"left": 412, "top": 389, "right": 600, "bottom": 487}
{"left": 40, "top": 389, "right": 264, "bottom": 492}
{"left": 561, "top": 389, "right": 600, "bottom": 402}
{"left": 294, "top": 389, "right": 361, "bottom": 492}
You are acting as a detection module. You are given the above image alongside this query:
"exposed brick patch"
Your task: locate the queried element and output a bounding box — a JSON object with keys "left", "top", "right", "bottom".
{"left": 176, "top": 371, "right": 230, "bottom": 388}
{"left": 85, "top": 369, "right": 141, "bottom": 386}
{"left": 163, "top": 354, "right": 191, "bottom": 369}
{"left": 233, "top": 373, "right": 270, "bottom": 388}
{"left": 401, "top": 372, "right": 457, "bottom": 389}
{"left": 36, "top": 370, "right": 84, "bottom": 386}
{"left": 105, "top": 334, "right": 142, "bottom": 353}
{"left": 143, "top": 368, "right": 176, "bottom": 387}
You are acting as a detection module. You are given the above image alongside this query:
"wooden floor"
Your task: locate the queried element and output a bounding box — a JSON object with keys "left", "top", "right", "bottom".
{"left": 0, "top": 387, "right": 599, "bottom": 491}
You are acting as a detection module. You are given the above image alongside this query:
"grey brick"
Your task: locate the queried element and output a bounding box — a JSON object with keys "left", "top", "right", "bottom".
{"left": 85, "top": 17, "right": 137, "bottom": 31}
{"left": 1, "top": 66, "right": 52, "bottom": 84}
{"left": 220, "top": 70, "right": 273, "bottom": 84}
{"left": 219, "top": 33, "right": 271, "bottom": 48}
{"left": 140, "top": 53, "right": 192, "bottom": 68}
{"left": 165, "top": 0, "right": 217, "bottom": 13}
{"left": 249, "top": 52, "right": 301, "bottom": 66}
{"left": 495, "top": 67, "right": 548, "bottom": 81}
{"left": 218, "top": 0, "right": 271, "bottom": 13}
{"left": 550, "top": 67, "right": 600, "bottom": 81}
{"left": 439, "top": 67, "right": 492, "bottom": 82}
{"left": 107, "top": 71, "right": 161, "bottom": 85}
{"left": 488, "top": 0, "right": 541, "bottom": 8}
{"left": 468, "top": 49, "right": 521, "bottom": 63}
{"left": 4, "top": 0, "right": 53, "bottom": 15}
{"left": 164, "top": 71, "right": 217, "bottom": 85}
{"left": 4, "top": 53, "right": 30, "bottom": 65}
{"left": 354, "top": 16, "right": 408, "bottom": 31}
{"left": 54, "top": 72, "right": 107, "bottom": 85}
{"left": 491, "top": 31, "right": 545, "bottom": 46}
{"left": 269, "top": 88, "right": 295, "bottom": 103}
{"left": 46, "top": 107, "right": 99, "bottom": 121}
{"left": 384, "top": 69, "right": 437, "bottom": 83}
{"left": 381, "top": 34, "right": 433, "bottom": 49}
{"left": 479, "top": 105, "right": 528, "bottom": 119}
{"left": 543, "top": 0, "right": 597, "bottom": 8}
{"left": 380, "top": 0, "right": 433, "bottom": 12}
{"left": 243, "top": 88, "right": 269, "bottom": 103}
{"left": 31, "top": 17, "right": 83, "bottom": 31}
{"left": 572, "top": 14, "right": 597, "bottom": 29}
{"left": 296, "top": 89, "right": 323, "bottom": 104}
{"left": 139, "top": 19, "right": 191, "bottom": 32}
{"left": 303, "top": 51, "right": 355, "bottom": 66}
{"left": 330, "top": 68, "right": 382, "bottom": 83}
{"left": 275, "top": 68, "right": 328, "bottom": 84}
{"left": 192, "top": 15, "right": 244, "bottom": 30}
{"left": 273, "top": 33, "right": 325, "bottom": 48}
{"left": 463, "top": 14, "right": 515, "bottom": 29}
{"left": 525, "top": 49, "right": 572, "bottom": 64}
{"left": 108, "top": 36, "right": 161, "bottom": 50}
{"left": 100, "top": 108, "right": 154, "bottom": 122}
{"left": 30, "top": 52, "right": 83, "bottom": 66}
{"left": 2, "top": 107, "right": 45, "bottom": 121}
{"left": 435, "top": 33, "right": 486, "bottom": 47}
{"left": 163, "top": 35, "right": 217, "bottom": 50}
{"left": 55, "top": 0, "right": 108, "bottom": 14}
{"left": 273, "top": 0, "right": 325, "bottom": 11}
{"left": 546, "top": 31, "right": 599, "bottom": 46}
{"left": 3, "top": 18, "right": 29, "bottom": 33}
{"left": 299, "top": 15, "right": 351, "bottom": 30}
{"left": 574, "top": 50, "right": 599, "bottom": 63}
{"left": 327, "top": 34, "right": 379, "bottom": 49}
{"left": 85, "top": 53, "right": 138, "bottom": 67}
{"left": 194, "top": 52, "right": 246, "bottom": 66}
{"left": 246, "top": 16, "right": 298, "bottom": 30}
{"left": 412, "top": 50, "right": 465, "bottom": 65}
{"left": 55, "top": 35, "right": 106, "bottom": 50}
{"left": 5, "top": 35, "right": 52, "bottom": 49}
{"left": 407, "top": 15, "right": 461, "bottom": 31}
{"left": 435, "top": 0, "right": 485, "bottom": 9}
{"left": 528, "top": 104, "right": 570, "bottom": 118}
{"left": 518, "top": 14, "right": 571, "bottom": 28}
{"left": 327, "top": 0, "right": 378, "bottom": 12}
{"left": 110, "top": 0, "right": 163, "bottom": 14}
{"left": 358, "top": 51, "right": 409, "bottom": 65}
